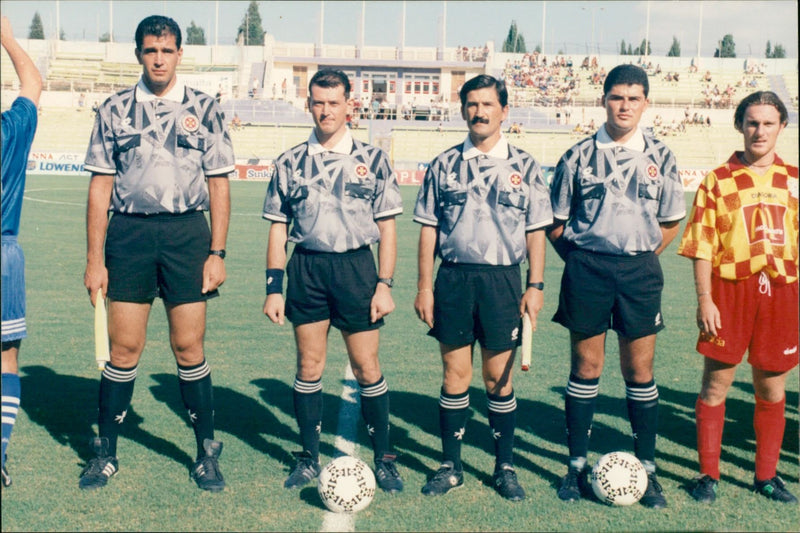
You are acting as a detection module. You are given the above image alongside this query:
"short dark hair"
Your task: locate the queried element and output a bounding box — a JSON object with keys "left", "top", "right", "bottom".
{"left": 459, "top": 75, "right": 508, "bottom": 108}
{"left": 135, "top": 15, "right": 182, "bottom": 50}
{"left": 734, "top": 91, "right": 788, "bottom": 131}
{"left": 603, "top": 64, "right": 649, "bottom": 98}
{"left": 308, "top": 69, "right": 351, "bottom": 99}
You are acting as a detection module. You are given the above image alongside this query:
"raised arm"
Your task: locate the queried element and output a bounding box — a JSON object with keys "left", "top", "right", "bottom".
{"left": 1, "top": 16, "right": 42, "bottom": 106}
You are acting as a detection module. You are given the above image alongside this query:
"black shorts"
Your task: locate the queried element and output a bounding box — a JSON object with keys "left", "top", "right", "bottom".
{"left": 552, "top": 250, "right": 664, "bottom": 338}
{"left": 105, "top": 211, "right": 216, "bottom": 304}
{"left": 430, "top": 262, "right": 522, "bottom": 351}
{"left": 286, "top": 246, "right": 382, "bottom": 333}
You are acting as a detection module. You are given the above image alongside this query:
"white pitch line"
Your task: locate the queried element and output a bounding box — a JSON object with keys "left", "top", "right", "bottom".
{"left": 320, "top": 362, "right": 360, "bottom": 533}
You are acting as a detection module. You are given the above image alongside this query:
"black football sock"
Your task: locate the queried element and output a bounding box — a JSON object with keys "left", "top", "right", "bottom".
{"left": 565, "top": 374, "right": 599, "bottom": 464}
{"left": 177, "top": 359, "right": 215, "bottom": 459}
{"left": 439, "top": 388, "right": 470, "bottom": 471}
{"left": 487, "top": 390, "right": 517, "bottom": 469}
{"left": 359, "top": 375, "right": 391, "bottom": 461}
{"left": 98, "top": 363, "right": 137, "bottom": 457}
{"left": 626, "top": 379, "right": 659, "bottom": 467}
{"left": 293, "top": 376, "right": 323, "bottom": 462}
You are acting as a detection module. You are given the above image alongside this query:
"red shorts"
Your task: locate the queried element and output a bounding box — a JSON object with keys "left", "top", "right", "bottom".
{"left": 697, "top": 272, "right": 798, "bottom": 372}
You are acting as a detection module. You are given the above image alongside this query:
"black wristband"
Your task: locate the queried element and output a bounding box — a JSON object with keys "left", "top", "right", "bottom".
{"left": 527, "top": 281, "right": 544, "bottom": 290}
{"left": 266, "top": 269, "right": 284, "bottom": 295}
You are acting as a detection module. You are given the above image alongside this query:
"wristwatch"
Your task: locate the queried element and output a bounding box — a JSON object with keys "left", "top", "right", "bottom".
{"left": 209, "top": 249, "right": 226, "bottom": 259}
{"left": 526, "top": 281, "right": 544, "bottom": 290}
{"left": 378, "top": 277, "right": 394, "bottom": 288}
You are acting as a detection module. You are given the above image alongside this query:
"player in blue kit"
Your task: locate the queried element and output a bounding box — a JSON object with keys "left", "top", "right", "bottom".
{"left": 547, "top": 65, "right": 686, "bottom": 508}
{"left": 413, "top": 74, "right": 553, "bottom": 501}
{"left": 262, "top": 69, "right": 404, "bottom": 494}
{"left": 80, "top": 15, "right": 235, "bottom": 492}
{"left": 1, "top": 15, "right": 43, "bottom": 489}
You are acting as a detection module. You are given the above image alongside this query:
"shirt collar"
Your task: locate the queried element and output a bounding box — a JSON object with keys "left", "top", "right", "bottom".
{"left": 462, "top": 134, "right": 509, "bottom": 160}
{"left": 135, "top": 76, "right": 185, "bottom": 103}
{"left": 595, "top": 123, "right": 646, "bottom": 152}
{"left": 307, "top": 129, "right": 354, "bottom": 155}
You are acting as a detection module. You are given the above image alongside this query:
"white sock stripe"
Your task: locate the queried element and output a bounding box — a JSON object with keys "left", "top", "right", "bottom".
{"left": 566, "top": 381, "right": 599, "bottom": 398}
{"left": 178, "top": 361, "right": 211, "bottom": 381}
{"left": 2, "top": 405, "right": 19, "bottom": 416}
{"left": 488, "top": 397, "right": 517, "bottom": 414}
{"left": 102, "top": 365, "right": 138, "bottom": 382}
{"left": 439, "top": 394, "right": 470, "bottom": 410}
{"left": 2, "top": 415, "right": 18, "bottom": 425}
{"left": 626, "top": 384, "right": 659, "bottom": 402}
{"left": 2, "top": 396, "right": 21, "bottom": 406}
{"left": 359, "top": 379, "right": 388, "bottom": 397}
{"left": 293, "top": 378, "right": 322, "bottom": 394}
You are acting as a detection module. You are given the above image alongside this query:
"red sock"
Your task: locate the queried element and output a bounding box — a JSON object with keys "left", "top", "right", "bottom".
{"left": 754, "top": 395, "right": 786, "bottom": 482}
{"left": 695, "top": 396, "right": 725, "bottom": 480}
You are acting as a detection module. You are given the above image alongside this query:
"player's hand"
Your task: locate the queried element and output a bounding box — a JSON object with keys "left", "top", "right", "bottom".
{"left": 370, "top": 283, "right": 395, "bottom": 323}
{"left": 263, "top": 294, "right": 285, "bottom": 325}
{"left": 84, "top": 262, "right": 108, "bottom": 307}
{"left": 202, "top": 255, "right": 226, "bottom": 294}
{"left": 696, "top": 295, "right": 721, "bottom": 336}
{"left": 414, "top": 289, "right": 434, "bottom": 329}
{"left": 521, "top": 288, "right": 544, "bottom": 331}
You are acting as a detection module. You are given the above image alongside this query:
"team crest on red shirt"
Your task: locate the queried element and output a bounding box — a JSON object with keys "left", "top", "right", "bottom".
{"left": 355, "top": 163, "right": 369, "bottom": 178}
{"left": 508, "top": 172, "right": 523, "bottom": 187}
{"left": 646, "top": 164, "right": 659, "bottom": 179}
{"left": 181, "top": 114, "right": 200, "bottom": 133}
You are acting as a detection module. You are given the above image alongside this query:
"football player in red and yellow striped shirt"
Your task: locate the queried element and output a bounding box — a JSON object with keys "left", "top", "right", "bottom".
{"left": 678, "top": 91, "right": 798, "bottom": 504}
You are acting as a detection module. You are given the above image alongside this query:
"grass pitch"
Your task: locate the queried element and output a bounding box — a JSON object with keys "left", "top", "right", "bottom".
{"left": 1, "top": 176, "right": 797, "bottom": 532}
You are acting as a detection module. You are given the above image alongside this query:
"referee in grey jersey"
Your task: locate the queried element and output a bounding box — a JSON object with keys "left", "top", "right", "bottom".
{"left": 262, "top": 69, "right": 404, "bottom": 495}
{"left": 81, "top": 15, "right": 234, "bottom": 492}
{"left": 413, "top": 74, "right": 553, "bottom": 501}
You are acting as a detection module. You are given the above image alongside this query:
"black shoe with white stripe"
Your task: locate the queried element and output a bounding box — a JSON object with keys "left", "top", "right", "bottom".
{"left": 374, "top": 453, "right": 404, "bottom": 494}
{"left": 79, "top": 437, "right": 118, "bottom": 490}
{"left": 190, "top": 439, "right": 226, "bottom": 492}
{"left": 2, "top": 458, "right": 11, "bottom": 488}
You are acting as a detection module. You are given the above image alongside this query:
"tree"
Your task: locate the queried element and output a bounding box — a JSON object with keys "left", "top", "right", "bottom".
{"left": 237, "top": 0, "right": 265, "bottom": 46}
{"left": 502, "top": 20, "right": 526, "bottom": 53}
{"left": 186, "top": 21, "right": 206, "bottom": 45}
{"left": 633, "top": 38, "right": 651, "bottom": 56}
{"left": 99, "top": 32, "right": 111, "bottom": 43}
{"left": 620, "top": 39, "right": 627, "bottom": 55}
{"left": 667, "top": 36, "right": 680, "bottom": 57}
{"left": 766, "top": 41, "right": 786, "bottom": 59}
{"left": 534, "top": 44, "right": 541, "bottom": 54}
{"left": 28, "top": 12, "right": 44, "bottom": 39}
{"left": 714, "top": 34, "right": 735, "bottom": 57}
{"left": 627, "top": 43, "right": 633, "bottom": 55}
{"left": 60, "top": 28, "right": 67, "bottom": 41}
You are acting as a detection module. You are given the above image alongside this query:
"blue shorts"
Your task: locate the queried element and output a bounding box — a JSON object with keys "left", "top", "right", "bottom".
{"left": 430, "top": 262, "right": 522, "bottom": 351}
{"left": 2, "top": 236, "right": 27, "bottom": 342}
{"left": 553, "top": 249, "right": 665, "bottom": 338}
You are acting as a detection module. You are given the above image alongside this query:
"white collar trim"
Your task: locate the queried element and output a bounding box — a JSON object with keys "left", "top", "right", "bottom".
{"left": 595, "top": 123, "right": 646, "bottom": 152}
{"left": 308, "top": 129, "right": 354, "bottom": 155}
{"left": 135, "top": 76, "right": 185, "bottom": 103}
{"left": 462, "top": 134, "right": 509, "bottom": 160}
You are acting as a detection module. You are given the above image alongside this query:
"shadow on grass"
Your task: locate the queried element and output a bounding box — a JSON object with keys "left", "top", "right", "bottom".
{"left": 150, "top": 374, "right": 298, "bottom": 468}
{"left": 20, "top": 365, "right": 192, "bottom": 469}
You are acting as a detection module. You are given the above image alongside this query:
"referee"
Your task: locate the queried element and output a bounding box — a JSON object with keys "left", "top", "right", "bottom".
{"left": 80, "top": 15, "right": 235, "bottom": 492}
{"left": 413, "top": 74, "right": 553, "bottom": 501}
{"left": 547, "top": 64, "right": 685, "bottom": 508}
{"left": 262, "top": 69, "right": 404, "bottom": 494}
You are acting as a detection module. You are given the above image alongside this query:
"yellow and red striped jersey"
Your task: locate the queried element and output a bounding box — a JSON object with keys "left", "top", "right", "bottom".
{"left": 678, "top": 152, "right": 799, "bottom": 284}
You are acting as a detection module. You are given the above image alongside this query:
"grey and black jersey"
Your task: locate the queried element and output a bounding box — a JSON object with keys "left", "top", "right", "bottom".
{"left": 413, "top": 137, "right": 553, "bottom": 266}
{"left": 85, "top": 78, "right": 236, "bottom": 215}
{"left": 262, "top": 131, "right": 403, "bottom": 253}
{"left": 550, "top": 128, "right": 685, "bottom": 256}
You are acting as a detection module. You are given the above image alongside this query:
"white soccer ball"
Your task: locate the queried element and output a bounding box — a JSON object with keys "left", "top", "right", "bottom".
{"left": 590, "top": 451, "right": 648, "bottom": 506}
{"left": 317, "top": 455, "right": 376, "bottom": 513}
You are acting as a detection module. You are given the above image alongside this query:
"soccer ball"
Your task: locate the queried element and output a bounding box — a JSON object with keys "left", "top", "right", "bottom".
{"left": 590, "top": 451, "right": 648, "bottom": 506}
{"left": 317, "top": 455, "right": 376, "bottom": 513}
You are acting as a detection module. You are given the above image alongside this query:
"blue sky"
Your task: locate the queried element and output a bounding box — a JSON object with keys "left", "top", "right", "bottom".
{"left": 1, "top": 1, "right": 797, "bottom": 58}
